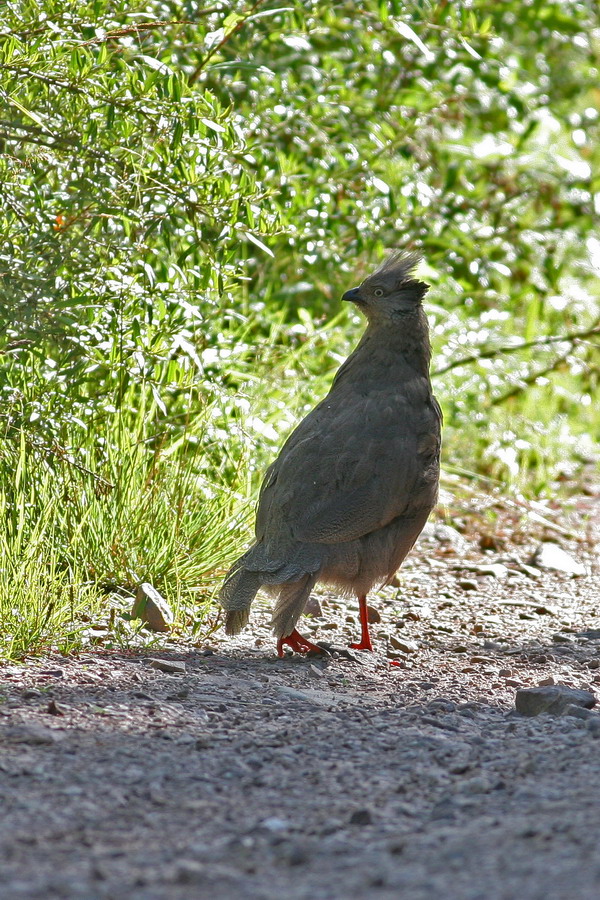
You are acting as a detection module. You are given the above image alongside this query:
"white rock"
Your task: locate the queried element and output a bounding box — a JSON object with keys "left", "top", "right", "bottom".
{"left": 418, "top": 523, "right": 466, "bottom": 550}
{"left": 260, "top": 817, "right": 291, "bottom": 832}
{"left": 461, "top": 563, "right": 509, "bottom": 578}
{"left": 532, "top": 542, "right": 586, "bottom": 576}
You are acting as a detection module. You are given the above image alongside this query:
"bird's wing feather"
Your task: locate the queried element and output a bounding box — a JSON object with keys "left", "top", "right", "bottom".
{"left": 255, "top": 386, "right": 440, "bottom": 545}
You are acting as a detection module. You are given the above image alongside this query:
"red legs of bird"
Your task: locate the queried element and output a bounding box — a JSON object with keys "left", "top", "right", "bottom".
{"left": 277, "top": 629, "right": 325, "bottom": 658}
{"left": 278, "top": 595, "right": 374, "bottom": 658}
{"left": 350, "top": 594, "right": 374, "bottom": 652}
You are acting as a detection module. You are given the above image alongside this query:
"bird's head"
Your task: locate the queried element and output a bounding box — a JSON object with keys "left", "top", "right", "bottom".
{"left": 342, "top": 252, "right": 429, "bottom": 323}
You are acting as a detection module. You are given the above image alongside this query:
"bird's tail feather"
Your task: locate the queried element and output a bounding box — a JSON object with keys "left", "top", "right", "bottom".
{"left": 220, "top": 559, "right": 262, "bottom": 635}
{"left": 225, "top": 607, "right": 251, "bottom": 636}
{"left": 271, "top": 573, "right": 317, "bottom": 639}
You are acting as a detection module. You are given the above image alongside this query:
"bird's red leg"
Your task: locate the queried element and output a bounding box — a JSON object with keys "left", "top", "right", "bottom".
{"left": 350, "top": 595, "right": 374, "bottom": 651}
{"left": 277, "top": 629, "right": 325, "bottom": 658}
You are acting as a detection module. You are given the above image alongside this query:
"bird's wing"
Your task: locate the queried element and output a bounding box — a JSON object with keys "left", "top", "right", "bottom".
{"left": 255, "top": 389, "right": 441, "bottom": 545}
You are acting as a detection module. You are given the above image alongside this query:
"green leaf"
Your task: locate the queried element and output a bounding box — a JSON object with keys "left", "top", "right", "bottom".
{"left": 4, "top": 95, "right": 51, "bottom": 133}
{"left": 244, "top": 232, "right": 274, "bottom": 257}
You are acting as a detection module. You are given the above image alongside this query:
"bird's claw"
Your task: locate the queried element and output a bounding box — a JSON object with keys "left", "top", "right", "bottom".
{"left": 350, "top": 638, "right": 374, "bottom": 652}
{"left": 277, "top": 629, "right": 327, "bottom": 658}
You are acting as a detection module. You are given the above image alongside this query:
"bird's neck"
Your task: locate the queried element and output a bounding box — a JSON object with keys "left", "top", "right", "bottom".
{"left": 364, "top": 308, "right": 433, "bottom": 379}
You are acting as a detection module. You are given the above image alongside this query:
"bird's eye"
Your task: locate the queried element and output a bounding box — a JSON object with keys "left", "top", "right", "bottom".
{"left": 373, "top": 288, "right": 384, "bottom": 297}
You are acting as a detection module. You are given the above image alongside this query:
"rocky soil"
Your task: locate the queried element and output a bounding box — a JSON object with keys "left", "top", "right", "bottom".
{"left": 1, "top": 493, "right": 599, "bottom": 900}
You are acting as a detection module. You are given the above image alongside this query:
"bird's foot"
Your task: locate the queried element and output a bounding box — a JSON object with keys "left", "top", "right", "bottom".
{"left": 350, "top": 636, "right": 374, "bottom": 652}
{"left": 277, "top": 629, "right": 326, "bottom": 658}
{"left": 351, "top": 595, "right": 374, "bottom": 651}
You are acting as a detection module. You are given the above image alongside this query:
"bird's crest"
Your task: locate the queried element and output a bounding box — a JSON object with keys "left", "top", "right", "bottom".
{"left": 363, "top": 251, "right": 422, "bottom": 287}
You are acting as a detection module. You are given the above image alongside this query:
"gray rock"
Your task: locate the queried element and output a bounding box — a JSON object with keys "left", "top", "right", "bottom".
{"left": 276, "top": 841, "right": 310, "bottom": 866}
{"left": 389, "top": 636, "right": 419, "bottom": 653}
{"left": 366, "top": 604, "right": 382, "bottom": 623}
{"left": 275, "top": 686, "right": 325, "bottom": 704}
{"left": 587, "top": 717, "right": 600, "bottom": 736}
{"left": 303, "top": 595, "right": 323, "bottom": 617}
{"left": 145, "top": 657, "right": 186, "bottom": 674}
{"left": 173, "top": 860, "right": 206, "bottom": 884}
{"left": 22, "top": 689, "right": 44, "bottom": 700}
{"left": 434, "top": 524, "right": 465, "bottom": 546}
{"left": 1, "top": 724, "right": 61, "bottom": 745}
{"left": 564, "top": 704, "right": 595, "bottom": 720}
{"left": 456, "top": 776, "right": 494, "bottom": 795}
{"left": 515, "top": 685, "right": 596, "bottom": 717}
{"left": 132, "top": 582, "right": 174, "bottom": 631}
{"left": 531, "top": 542, "right": 586, "bottom": 576}
{"left": 260, "top": 816, "right": 291, "bottom": 832}
{"left": 459, "top": 563, "right": 509, "bottom": 579}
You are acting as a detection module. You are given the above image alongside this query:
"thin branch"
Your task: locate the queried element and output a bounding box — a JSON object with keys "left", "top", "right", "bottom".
{"left": 79, "top": 18, "right": 215, "bottom": 45}
{"left": 0, "top": 417, "right": 114, "bottom": 493}
{"left": 490, "top": 350, "right": 574, "bottom": 406}
{"left": 434, "top": 322, "right": 600, "bottom": 377}
{"left": 189, "top": 0, "right": 266, "bottom": 84}
{"left": 440, "top": 473, "right": 577, "bottom": 538}
{"left": 0, "top": 13, "right": 220, "bottom": 42}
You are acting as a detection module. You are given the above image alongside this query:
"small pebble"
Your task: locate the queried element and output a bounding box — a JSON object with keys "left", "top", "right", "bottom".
{"left": 303, "top": 596, "right": 323, "bottom": 617}
{"left": 349, "top": 808, "right": 373, "bottom": 826}
{"left": 458, "top": 579, "right": 479, "bottom": 591}
{"left": 146, "top": 658, "right": 186, "bottom": 674}
{"left": 260, "top": 817, "right": 290, "bottom": 832}
{"left": 46, "top": 700, "right": 64, "bottom": 717}
{"left": 389, "top": 636, "right": 418, "bottom": 654}
{"left": 404, "top": 611, "right": 421, "bottom": 622}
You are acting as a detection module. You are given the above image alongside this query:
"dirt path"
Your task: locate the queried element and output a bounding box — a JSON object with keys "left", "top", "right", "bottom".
{"left": 1, "top": 503, "right": 599, "bottom": 900}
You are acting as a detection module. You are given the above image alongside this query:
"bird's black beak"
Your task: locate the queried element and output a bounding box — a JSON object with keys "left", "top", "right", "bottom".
{"left": 342, "top": 287, "right": 362, "bottom": 304}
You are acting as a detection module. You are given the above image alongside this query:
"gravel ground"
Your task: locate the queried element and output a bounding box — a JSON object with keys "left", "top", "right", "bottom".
{"left": 1, "top": 494, "right": 599, "bottom": 900}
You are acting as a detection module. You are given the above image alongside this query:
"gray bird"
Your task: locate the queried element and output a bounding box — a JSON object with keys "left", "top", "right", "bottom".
{"left": 220, "top": 252, "right": 442, "bottom": 656}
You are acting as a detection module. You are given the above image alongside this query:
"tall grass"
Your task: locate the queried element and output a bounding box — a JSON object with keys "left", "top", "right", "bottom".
{"left": 0, "top": 314, "right": 349, "bottom": 659}
{"left": 0, "top": 382, "right": 248, "bottom": 658}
